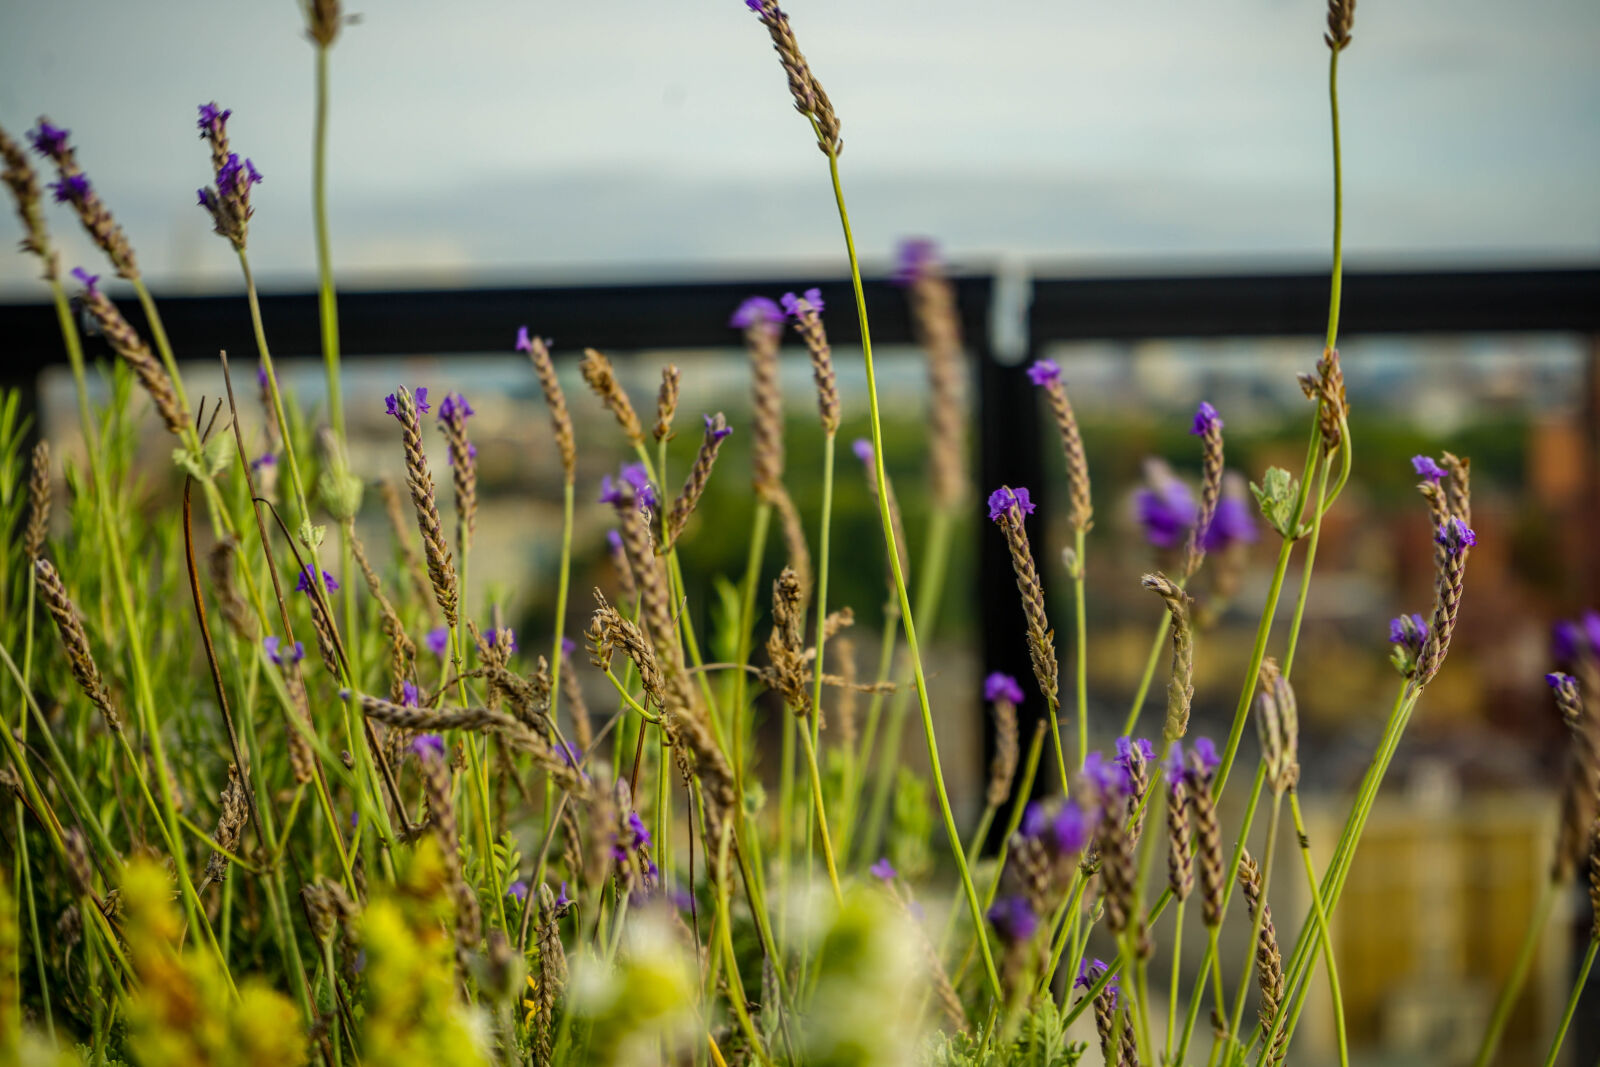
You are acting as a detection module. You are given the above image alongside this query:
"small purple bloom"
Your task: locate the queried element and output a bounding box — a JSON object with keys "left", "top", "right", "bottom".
{"left": 1026, "top": 359, "right": 1061, "bottom": 387}
{"left": 987, "top": 895, "right": 1039, "bottom": 943}
{"left": 779, "top": 288, "right": 824, "bottom": 318}
{"left": 29, "top": 121, "right": 70, "bottom": 159}
{"left": 507, "top": 880, "right": 529, "bottom": 903}
{"left": 71, "top": 266, "right": 99, "bottom": 292}
{"left": 257, "top": 364, "right": 269, "bottom": 389}
{"left": 628, "top": 810, "right": 652, "bottom": 850}
{"left": 51, "top": 174, "right": 90, "bottom": 204}
{"left": 619, "top": 463, "right": 657, "bottom": 510}
{"left": 1388, "top": 613, "right": 1429, "bottom": 654}
{"left": 555, "top": 882, "right": 573, "bottom": 909}
{"left": 294, "top": 565, "right": 338, "bottom": 595}
{"left": 1202, "top": 495, "right": 1258, "bottom": 552}
{"left": 744, "top": 0, "right": 763, "bottom": 13}
{"left": 216, "top": 154, "right": 262, "bottom": 197}
{"left": 1434, "top": 518, "right": 1477, "bottom": 555}
{"left": 1548, "top": 672, "right": 1581, "bottom": 707}
{"left": 986, "top": 486, "right": 1035, "bottom": 523}
{"left": 852, "top": 438, "right": 874, "bottom": 465}
{"left": 1046, "top": 800, "right": 1091, "bottom": 855}
{"left": 728, "top": 296, "right": 784, "bottom": 330}
{"left": 438, "top": 392, "right": 474, "bottom": 422}
{"left": 1188, "top": 737, "right": 1221, "bottom": 780}
{"left": 1162, "top": 742, "right": 1186, "bottom": 793}
{"left": 1134, "top": 479, "right": 1196, "bottom": 550}
{"left": 561, "top": 637, "right": 576, "bottom": 657}
{"left": 1190, "top": 402, "right": 1222, "bottom": 436}
{"left": 669, "top": 886, "right": 694, "bottom": 911}
{"left": 445, "top": 441, "right": 477, "bottom": 467}
{"left": 703, "top": 413, "right": 733, "bottom": 442}
{"left": 411, "top": 733, "right": 446, "bottom": 761}
{"left": 425, "top": 626, "right": 449, "bottom": 657}
{"left": 1552, "top": 620, "right": 1580, "bottom": 663}
{"left": 1546, "top": 671, "right": 1573, "bottom": 690}
{"left": 555, "top": 742, "right": 582, "bottom": 769}
{"left": 1582, "top": 611, "right": 1600, "bottom": 658}
{"left": 1412, "top": 455, "right": 1447, "bottom": 483}
{"left": 197, "top": 103, "right": 231, "bottom": 135}
{"left": 606, "top": 529, "right": 624, "bottom": 553}
{"left": 250, "top": 452, "right": 276, "bottom": 472}
{"left": 869, "top": 857, "right": 897, "bottom": 881}
{"left": 1083, "top": 750, "right": 1131, "bottom": 797}
{"left": 892, "top": 237, "right": 939, "bottom": 286}
{"left": 402, "top": 681, "right": 419, "bottom": 707}
{"left": 1075, "top": 958, "right": 1120, "bottom": 1008}
{"left": 598, "top": 474, "right": 622, "bottom": 505}
{"left": 485, "top": 627, "right": 519, "bottom": 653}
{"left": 264, "top": 635, "right": 305, "bottom": 666}
{"left": 983, "top": 672, "right": 1025, "bottom": 705}
{"left": 415, "top": 387, "right": 429, "bottom": 413}
{"left": 1115, "top": 736, "right": 1156, "bottom": 773}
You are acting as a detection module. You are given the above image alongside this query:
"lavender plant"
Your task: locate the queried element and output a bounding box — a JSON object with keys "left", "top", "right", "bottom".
{"left": 0, "top": 1, "right": 1584, "bottom": 1065}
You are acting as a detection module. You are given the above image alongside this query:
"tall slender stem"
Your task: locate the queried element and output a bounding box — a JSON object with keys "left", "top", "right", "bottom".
{"left": 1071, "top": 527, "right": 1089, "bottom": 768}
{"left": 312, "top": 44, "right": 344, "bottom": 442}
{"left": 824, "top": 151, "right": 1001, "bottom": 1001}
{"left": 1287, "top": 790, "right": 1348, "bottom": 1067}
{"left": 1473, "top": 877, "right": 1559, "bottom": 1067}
{"left": 1543, "top": 936, "right": 1597, "bottom": 1067}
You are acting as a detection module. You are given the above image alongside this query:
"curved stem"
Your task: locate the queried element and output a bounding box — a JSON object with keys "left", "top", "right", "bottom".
{"left": 1473, "top": 877, "right": 1559, "bottom": 1067}
{"left": 1288, "top": 790, "right": 1348, "bottom": 1067}
{"left": 824, "top": 150, "right": 1001, "bottom": 1001}
{"left": 798, "top": 723, "right": 843, "bottom": 904}
{"left": 1543, "top": 937, "right": 1598, "bottom": 1067}
{"left": 1326, "top": 50, "right": 1344, "bottom": 353}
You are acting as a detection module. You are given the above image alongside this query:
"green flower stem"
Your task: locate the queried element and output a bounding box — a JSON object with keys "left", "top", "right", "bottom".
{"left": 809, "top": 433, "right": 837, "bottom": 823}
{"left": 840, "top": 595, "right": 898, "bottom": 864}
{"left": 822, "top": 150, "right": 1001, "bottom": 998}
{"left": 1473, "top": 876, "right": 1559, "bottom": 1067}
{"left": 1167, "top": 897, "right": 1186, "bottom": 1058}
{"left": 1282, "top": 455, "right": 1334, "bottom": 677}
{"left": 547, "top": 477, "right": 574, "bottom": 720}
{"left": 858, "top": 506, "right": 955, "bottom": 867}
{"left": 798, "top": 722, "right": 843, "bottom": 904}
{"left": 1071, "top": 526, "right": 1089, "bottom": 768}
{"left": 1122, "top": 606, "right": 1174, "bottom": 738}
{"left": 1543, "top": 936, "right": 1597, "bottom": 1067}
{"left": 312, "top": 44, "right": 344, "bottom": 441}
{"left": 730, "top": 500, "right": 772, "bottom": 803}
{"left": 1288, "top": 789, "right": 1348, "bottom": 1067}
{"left": 1325, "top": 49, "right": 1345, "bottom": 353}
{"left": 1059, "top": 889, "right": 1173, "bottom": 1030}
{"left": 13, "top": 583, "right": 53, "bottom": 1042}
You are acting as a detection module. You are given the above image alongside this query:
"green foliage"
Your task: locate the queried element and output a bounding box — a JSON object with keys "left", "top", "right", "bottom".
{"left": 889, "top": 766, "right": 933, "bottom": 880}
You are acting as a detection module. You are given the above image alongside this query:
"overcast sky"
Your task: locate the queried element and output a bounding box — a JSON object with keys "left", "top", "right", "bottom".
{"left": 1, "top": 0, "right": 1596, "bottom": 298}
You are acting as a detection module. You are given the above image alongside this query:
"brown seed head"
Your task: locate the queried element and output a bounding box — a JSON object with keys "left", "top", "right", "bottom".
{"left": 654, "top": 363, "right": 680, "bottom": 443}
{"left": 393, "top": 386, "right": 459, "bottom": 626}
{"left": 579, "top": 348, "right": 643, "bottom": 446}
{"left": 1325, "top": 0, "right": 1356, "bottom": 51}
{"left": 1184, "top": 408, "right": 1225, "bottom": 579}
{"left": 32, "top": 118, "right": 139, "bottom": 278}
{"left": 520, "top": 332, "right": 577, "bottom": 480}
{"left": 786, "top": 291, "right": 839, "bottom": 434}
{"left": 1254, "top": 658, "right": 1300, "bottom": 794}
{"left": 747, "top": 1, "right": 842, "bottom": 156}
{"left": 1297, "top": 347, "right": 1349, "bottom": 453}
{"left": 0, "top": 122, "right": 54, "bottom": 275}
{"left": 986, "top": 696, "right": 1019, "bottom": 809}
{"left": 996, "top": 490, "right": 1059, "bottom": 707}
{"left": 25, "top": 440, "right": 50, "bottom": 561}
{"left": 1142, "top": 572, "right": 1194, "bottom": 740}
{"left": 666, "top": 412, "right": 731, "bottom": 545}
{"left": 306, "top": 0, "right": 343, "bottom": 46}
{"left": 77, "top": 282, "right": 187, "bottom": 435}
{"left": 35, "top": 559, "right": 120, "bottom": 731}
{"left": 745, "top": 313, "right": 786, "bottom": 501}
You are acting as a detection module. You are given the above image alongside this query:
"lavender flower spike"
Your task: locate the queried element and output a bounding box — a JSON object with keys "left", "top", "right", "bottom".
{"left": 1412, "top": 455, "right": 1447, "bottom": 483}
{"left": 1027, "top": 358, "right": 1061, "bottom": 386}
{"left": 869, "top": 857, "right": 896, "bottom": 881}
{"left": 1434, "top": 517, "right": 1477, "bottom": 555}
{"left": 984, "top": 671, "right": 1025, "bottom": 706}
{"left": 986, "top": 486, "right": 1035, "bottom": 523}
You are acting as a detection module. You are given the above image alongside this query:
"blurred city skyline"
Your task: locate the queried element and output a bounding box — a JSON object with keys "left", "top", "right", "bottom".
{"left": 2, "top": 0, "right": 1597, "bottom": 299}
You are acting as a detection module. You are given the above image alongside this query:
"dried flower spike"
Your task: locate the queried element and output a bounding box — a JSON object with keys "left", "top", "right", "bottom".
{"left": 0, "top": 121, "right": 55, "bottom": 275}
{"left": 1028, "top": 359, "right": 1092, "bottom": 531}
{"left": 1254, "top": 657, "right": 1300, "bottom": 795}
{"left": 984, "top": 673, "right": 1022, "bottom": 809}
{"left": 902, "top": 241, "right": 971, "bottom": 513}
{"left": 1141, "top": 572, "right": 1194, "bottom": 741}
{"left": 29, "top": 119, "right": 139, "bottom": 278}
{"left": 1298, "top": 347, "right": 1349, "bottom": 452}
{"left": 1325, "top": 0, "right": 1356, "bottom": 51}
{"left": 579, "top": 348, "right": 643, "bottom": 446}
{"left": 388, "top": 386, "right": 459, "bottom": 626}
{"left": 35, "top": 560, "right": 120, "bottom": 731}
{"left": 73, "top": 271, "right": 188, "bottom": 435}
{"left": 1239, "top": 849, "right": 1287, "bottom": 1065}
{"left": 733, "top": 296, "right": 787, "bottom": 500}
{"left": 516, "top": 330, "right": 577, "bottom": 481}
{"left": 744, "top": 1, "right": 842, "bottom": 156}
{"left": 1185, "top": 401, "right": 1225, "bottom": 578}
{"left": 666, "top": 413, "right": 732, "bottom": 545}
{"left": 436, "top": 391, "right": 478, "bottom": 547}
{"left": 782, "top": 289, "right": 840, "bottom": 434}
{"left": 25, "top": 440, "right": 50, "bottom": 562}
{"left": 653, "top": 363, "right": 680, "bottom": 443}
{"left": 989, "top": 486, "right": 1059, "bottom": 707}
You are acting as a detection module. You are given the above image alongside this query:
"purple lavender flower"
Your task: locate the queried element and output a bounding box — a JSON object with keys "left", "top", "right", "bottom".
{"left": 50, "top": 174, "right": 89, "bottom": 204}
{"left": 984, "top": 671, "right": 1025, "bottom": 705}
{"left": 1082, "top": 751, "right": 1131, "bottom": 797}
{"left": 425, "top": 626, "right": 449, "bottom": 657}
{"left": 1026, "top": 359, "right": 1061, "bottom": 387}
{"left": 729, "top": 296, "right": 784, "bottom": 330}
{"left": 555, "top": 882, "right": 573, "bottom": 909}
{"left": 506, "top": 880, "right": 529, "bottom": 903}
{"left": 780, "top": 288, "right": 824, "bottom": 318}
{"left": 1552, "top": 620, "right": 1580, "bottom": 663}
{"left": 384, "top": 387, "right": 429, "bottom": 420}
{"left": 445, "top": 442, "right": 477, "bottom": 467}
{"left": 485, "top": 627, "right": 519, "bottom": 653}
{"left": 1134, "top": 477, "right": 1196, "bottom": 550}
{"left": 215, "top": 154, "right": 263, "bottom": 198}
{"left": 1187, "top": 736, "right": 1221, "bottom": 782}
{"left": 1388, "top": 613, "right": 1429, "bottom": 656}
{"left": 70, "top": 266, "right": 99, "bottom": 292}
{"left": 263, "top": 635, "right": 304, "bottom": 666}
{"left": 438, "top": 392, "right": 474, "bottom": 422}
{"left": 627, "top": 810, "right": 652, "bottom": 850}
{"left": 556, "top": 741, "right": 582, "bottom": 768}
{"left": 986, "top": 486, "right": 1036, "bottom": 523}
{"left": 703, "top": 413, "right": 733, "bottom": 442}
{"left": 892, "top": 237, "right": 939, "bottom": 286}
{"left": 294, "top": 565, "right": 338, "bottom": 595}
{"left": 411, "top": 733, "right": 446, "bottom": 761}
{"left": 28, "top": 121, "right": 70, "bottom": 160}
{"left": 1045, "top": 800, "right": 1091, "bottom": 855}
{"left": 852, "top": 438, "right": 874, "bottom": 465}
{"left": 402, "top": 680, "right": 419, "bottom": 707}
{"left": 1546, "top": 671, "right": 1576, "bottom": 692}
{"left": 987, "top": 895, "right": 1039, "bottom": 943}
{"left": 606, "top": 529, "right": 624, "bottom": 553}
{"left": 1202, "top": 494, "right": 1258, "bottom": 552}
{"left": 621, "top": 463, "right": 657, "bottom": 509}
{"left": 1582, "top": 611, "right": 1600, "bottom": 658}
{"left": 561, "top": 636, "right": 576, "bottom": 658}
{"left": 256, "top": 364, "right": 269, "bottom": 389}
{"left": 1190, "top": 402, "right": 1222, "bottom": 436}
{"left": 197, "top": 102, "right": 231, "bottom": 136}
{"left": 1115, "top": 736, "right": 1156, "bottom": 777}
{"left": 250, "top": 452, "right": 276, "bottom": 472}
{"left": 1412, "top": 455, "right": 1447, "bottom": 483}
{"left": 1162, "top": 742, "right": 1186, "bottom": 794}
{"left": 1434, "top": 518, "right": 1477, "bottom": 555}
{"left": 869, "top": 857, "right": 897, "bottom": 881}
{"left": 1074, "top": 958, "right": 1120, "bottom": 1008}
